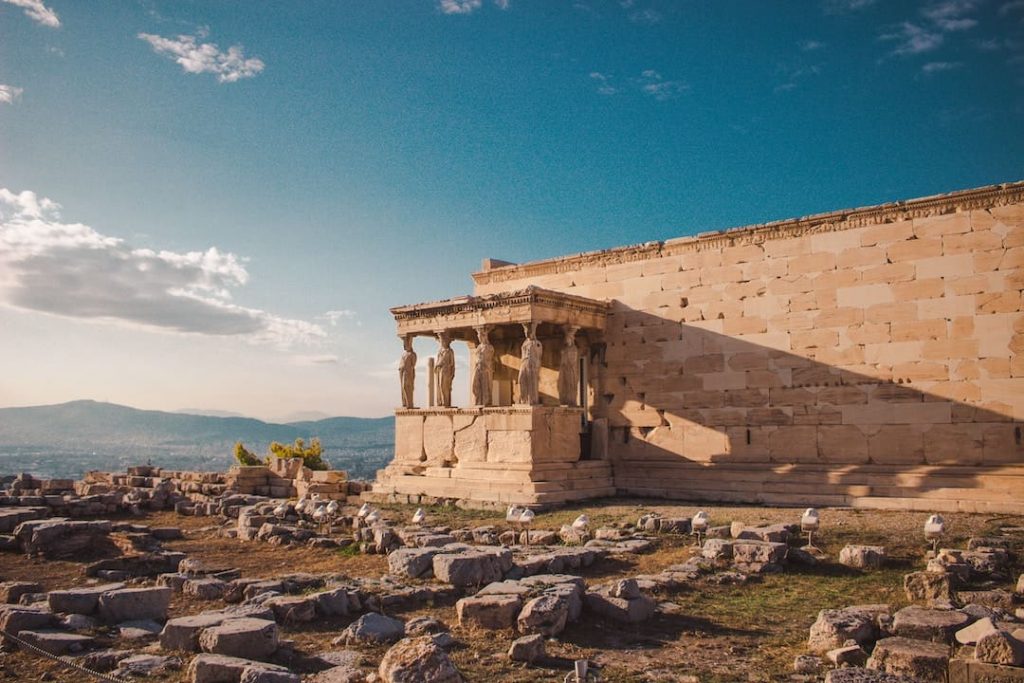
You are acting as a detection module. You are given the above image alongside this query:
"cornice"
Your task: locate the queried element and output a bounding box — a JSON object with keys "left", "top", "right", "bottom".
{"left": 390, "top": 285, "right": 609, "bottom": 322}
{"left": 471, "top": 180, "right": 1024, "bottom": 286}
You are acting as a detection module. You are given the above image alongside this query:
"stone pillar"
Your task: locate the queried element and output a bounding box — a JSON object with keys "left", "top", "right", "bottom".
{"left": 428, "top": 357, "right": 435, "bottom": 407}
{"left": 399, "top": 335, "right": 416, "bottom": 409}
{"left": 435, "top": 331, "right": 455, "bottom": 408}
{"left": 517, "top": 322, "right": 542, "bottom": 406}
{"left": 558, "top": 325, "right": 580, "bottom": 407}
{"left": 472, "top": 325, "right": 495, "bottom": 407}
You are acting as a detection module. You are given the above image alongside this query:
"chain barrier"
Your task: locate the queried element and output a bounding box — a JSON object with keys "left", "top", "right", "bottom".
{"left": 0, "top": 628, "right": 136, "bottom": 683}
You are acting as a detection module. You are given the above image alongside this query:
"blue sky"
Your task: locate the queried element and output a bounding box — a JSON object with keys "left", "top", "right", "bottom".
{"left": 1, "top": 0, "right": 1022, "bottom": 420}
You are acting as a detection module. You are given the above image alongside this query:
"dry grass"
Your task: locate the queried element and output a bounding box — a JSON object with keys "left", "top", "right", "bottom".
{"left": 1, "top": 503, "right": 1021, "bottom": 683}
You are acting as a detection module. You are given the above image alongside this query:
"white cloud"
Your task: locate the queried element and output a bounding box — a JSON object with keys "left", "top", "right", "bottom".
{"left": 138, "top": 32, "right": 264, "bottom": 83}
{"left": 775, "top": 63, "right": 823, "bottom": 92}
{"left": 438, "top": 0, "right": 482, "bottom": 14}
{"left": 800, "top": 40, "right": 826, "bottom": 51}
{"left": 494, "top": 0, "right": 510, "bottom": 8}
{"left": 292, "top": 354, "right": 340, "bottom": 366}
{"left": 0, "top": 188, "right": 325, "bottom": 347}
{"left": 629, "top": 8, "right": 661, "bottom": 24}
{"left": 922, "top": 0, "right": 979, "bottom": 31}
{"left": 638, "top": 69, "right": 688, "bottom": 101}
{"left": 0, "top": 84, "right": 24, "bottom": 104}
{"left": 318, "top": 310, "right": 357, "bottom": 326}
{"left": 824, "top": 0, "right": 878, "bottom": 13}
{"left": 589, "top": 72, "right": 618, "bottom": 95}
{"left": 1000, "top": 0, "right": 1024, "bottom": 13}
{"left": 880, "top": 22, "right": 944, "bottom": 56}
{"left": 1, "top": 0, "right": 59, "bottom": 28}
{"left": 922, "top": 60, "right": 962, "bottom": 72}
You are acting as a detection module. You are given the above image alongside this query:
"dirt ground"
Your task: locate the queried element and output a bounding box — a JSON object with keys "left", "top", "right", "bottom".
{"left": 1, "top": 500, "right": 1021, "bottom": 682}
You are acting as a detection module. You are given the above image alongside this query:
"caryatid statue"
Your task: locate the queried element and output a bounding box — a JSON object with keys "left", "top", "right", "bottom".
{"left": 557, "top": 326, "right": 580, "bottom": 407}
{"left": 471, "top": 326, "right": 494, "bottom": 407}
{"left": 399, "top": 335, "right": 417, "bottom": 409}
{"left": 434, "top": 332, "right": 455, "bottom": 408}
{"left": 517, "top": 322, "right": 542, "bottom": 405}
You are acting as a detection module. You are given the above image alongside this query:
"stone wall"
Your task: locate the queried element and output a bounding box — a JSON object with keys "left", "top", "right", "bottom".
{"left": 470, "top": 182, "right": 1024, "bottom": 512}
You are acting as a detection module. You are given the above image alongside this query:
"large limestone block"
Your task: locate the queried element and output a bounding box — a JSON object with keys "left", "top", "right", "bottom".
{"left": 453, "top": 415, "right": 486, "bottom": 463}
{"left": 388, "top": 548, "right": 440, "bottom": 579}
{"left": 891, "top": 606, "right": 970, "bottom": 643}
{"left": 455, "top": 594, "right": 521, "bottom": 629}
{"left": 485, "top": 431, "right": 532, "bottom": 464}
{"left": 198, "top": 618, "right": 278, "bottom": 660}
{"left": 378, "top": 636, "right": 464, "bottom": 683}
{"left": 583, "top": 590, "right": 655, "bottom": 624}
{"left": 339, "top": 613, "right": 405, "bottom": 645}
{"left": 160, "top": 613, "right": 227, "bottom": 652}
{"left": 97, "top": 587, "right": 172, "bottom": 623}
{"left": 839, "top": 545, "right": 887, "bottom": 570}
{"left": 976, "top": 629, "right": 1024, "bottom": 666}
{"left": 394, "top": 414, "right": 425, "bottom": 464}
{"left": 423, "top": 415, "right": 454, "bottom": 464}
{"left": 48, "top": 582, "right": 125, "bottom": 615}
{"left": 808, "top": 606, "right": 887, "bottom": 653}
{"left": 517, "top": 593, "right": 569, "bottom": 636}
{"left": 187, "top": 654, "right": 291, "bottom": 683}
{"left": 866, "top": 637, "right": 949, "bottom": 683}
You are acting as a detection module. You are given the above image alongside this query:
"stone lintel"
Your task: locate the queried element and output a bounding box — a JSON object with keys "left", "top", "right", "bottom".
{"left": 390, "top": 286, "right": 608, "bottom": 338}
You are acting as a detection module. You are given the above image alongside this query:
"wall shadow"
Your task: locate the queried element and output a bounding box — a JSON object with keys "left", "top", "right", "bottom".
{"left": 584, "top": 303, "right": 1023, "bottom": 506}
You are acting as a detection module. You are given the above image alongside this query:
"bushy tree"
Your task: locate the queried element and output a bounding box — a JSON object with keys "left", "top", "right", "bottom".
{"left": 268, "top": 437, "right": 329, "bottom": 471}
{"left": 233, "top": 441, "right": 263, "bottom": 466}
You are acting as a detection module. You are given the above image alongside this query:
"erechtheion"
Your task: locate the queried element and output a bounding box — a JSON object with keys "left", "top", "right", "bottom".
{"left": 368, "top": 181, "right": 1024, "bottom": 513}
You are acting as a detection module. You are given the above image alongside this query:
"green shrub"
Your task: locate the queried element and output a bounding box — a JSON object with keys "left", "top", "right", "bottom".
{"left": 268, "top": 437, "right": 329, "bottom": 471}
{"left": 233, "top": 441, "right": 263, "bottom": 467}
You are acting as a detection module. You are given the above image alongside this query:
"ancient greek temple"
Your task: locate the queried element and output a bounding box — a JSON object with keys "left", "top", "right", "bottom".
{"left": 369, "top": 182, "right": 1024, "bottom": 513}
{"left": 370, "top": 286, "right": 617, "bottom": 507}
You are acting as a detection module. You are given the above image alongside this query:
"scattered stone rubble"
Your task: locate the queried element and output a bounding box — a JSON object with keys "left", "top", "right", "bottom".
{"left": 801, "top": 534, "right": 1024, "bottom": 683}
{"left": 4, "top": 465, "right": 1023, "bottom": 683}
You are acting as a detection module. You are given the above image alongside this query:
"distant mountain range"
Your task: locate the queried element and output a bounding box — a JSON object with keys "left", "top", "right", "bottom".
{"left": 0, "top": 400, "right": 395, "bottom": 481}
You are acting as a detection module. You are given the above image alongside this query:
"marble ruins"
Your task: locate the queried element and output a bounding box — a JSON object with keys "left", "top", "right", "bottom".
{"left": 369, "top": 181, "right": 1024, "bottom": 513}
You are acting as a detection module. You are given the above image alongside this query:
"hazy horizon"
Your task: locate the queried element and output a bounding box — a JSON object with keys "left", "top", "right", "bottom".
{"left": 2, "top": 0, "right": 1022, "bottom": 419}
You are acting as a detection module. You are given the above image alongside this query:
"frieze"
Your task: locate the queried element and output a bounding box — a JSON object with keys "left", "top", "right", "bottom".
{"left": 472, "top": 180, "right": 1024, "bottom": 285}
{"left": 391, "top": 285, "right": 610, "bottom": 322}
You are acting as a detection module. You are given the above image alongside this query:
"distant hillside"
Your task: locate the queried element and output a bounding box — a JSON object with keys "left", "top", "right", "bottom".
{"left": 0, "top": 400, "right": 394, "bottom": 481}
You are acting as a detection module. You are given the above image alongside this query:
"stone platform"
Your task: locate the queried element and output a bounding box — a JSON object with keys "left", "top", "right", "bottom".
{"left": 366, "top": 406, "right": 614, "bottom": 508}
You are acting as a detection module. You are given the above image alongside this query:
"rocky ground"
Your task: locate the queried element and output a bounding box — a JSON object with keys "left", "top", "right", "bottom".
{"left": 1, "top": 498, "right": 1022, "bottom": 683}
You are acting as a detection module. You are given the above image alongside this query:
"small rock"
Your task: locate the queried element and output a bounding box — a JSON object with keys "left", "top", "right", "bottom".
{"left": 337, "top": 613, "right": 405, "bottom": 646}
{"left": 976, "top": 630, "right": 1024, "bottom": 666}
{"left": 508, "top": 634, "right": 544, "bottom": 664}
{"left": 793, "top": 654, "right": 822, "bottom": 674}
{"left": 378, "top": 636, "right": 464, "bottom": 683}
{"left": 955, "top": 617, "right": 997, "bottom": 645}
{"left": 839, "top": 545, "right": 886, "bottom": 570}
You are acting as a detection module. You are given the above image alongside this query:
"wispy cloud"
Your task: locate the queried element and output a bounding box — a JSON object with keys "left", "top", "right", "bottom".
{"left": 438, "top": 0, "right": 483, "bottom": 14}
{"left": 637, "top": 70, "right": 688, "bottom": 101}
{"left": 922, "top": 0, "right": 978, "bottom": 30}
{"left": 318, "top": 310, "right": 357, "bottom": 326}
{"left": 800, "top": 40, "right": 826, "bottom": 51}
{"left": 1, "top": 0, "right": 60, "bottom": 28}
{"left": 291, "top": 354, "right": 339, "bottom": 366}
{"left": 823, "top": 0, "right": 879, "bottom": 14}
{"left": 0, "top": 84, "right": 24, "bottom": 104}
{"left": 880, "top": 22, "right": 945, "bottom": 56}
{"left": 589, "top": 72, "right": 618, "bottom": 95}
{"left": 922, "top": 60, "right": 963, "bottom": 72}
{"left": 774, "top": 64, "right": 823, "bottom": 92}
{"left": 628, "top": 8, "right": 661, "bottom": 24}
{"left": 0, "top": 188, "right": 325, "bottom": 347}
{"left": 138, "top": 32, "right": 264, "bottom": 83}
{"left": 1000, "top": 0, "right": 1024, "bottom": 14}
